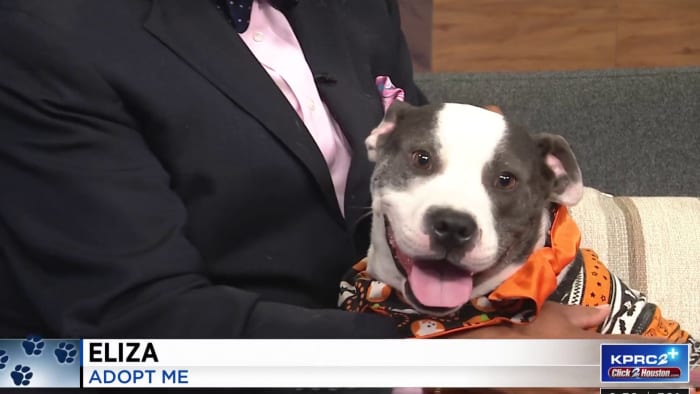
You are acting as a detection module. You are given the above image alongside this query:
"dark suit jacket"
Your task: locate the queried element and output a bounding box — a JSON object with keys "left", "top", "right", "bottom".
{"left": 0, "top": 0, "right": 427, "bottom": 339}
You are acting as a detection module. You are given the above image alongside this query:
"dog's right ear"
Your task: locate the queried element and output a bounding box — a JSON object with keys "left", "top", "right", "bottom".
{"left": 366, "top": 101, "right": 412, "bottom": 162}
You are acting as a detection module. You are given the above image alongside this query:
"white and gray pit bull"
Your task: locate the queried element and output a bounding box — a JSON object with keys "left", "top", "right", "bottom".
{"left": 364, "top": 101, "right": 582, "bottom": 315}
{"left": 339, "top": 102, "right": 699, "bottom": 366}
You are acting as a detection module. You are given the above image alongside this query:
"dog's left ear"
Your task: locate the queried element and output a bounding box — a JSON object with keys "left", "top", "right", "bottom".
{"left": 533, "top": 133, "right": 584, "bottom": 206}
{"left": 366, "top": 101, "right": 412, "bottom": 162}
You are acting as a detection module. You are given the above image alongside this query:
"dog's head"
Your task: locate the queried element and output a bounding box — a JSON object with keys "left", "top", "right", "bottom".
{"left": 365, "top": 102, "right": 583, "bottom": 316}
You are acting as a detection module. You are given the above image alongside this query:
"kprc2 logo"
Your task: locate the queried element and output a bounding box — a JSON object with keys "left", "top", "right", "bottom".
{"left": 600, "top": 343, "right": 690, "bottom": 383}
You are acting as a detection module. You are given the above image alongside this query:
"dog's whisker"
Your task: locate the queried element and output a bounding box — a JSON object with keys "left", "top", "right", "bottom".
{"left": 348, "top": 205, "right": 373, "bottom": 225}
{"left": 353, "top": 210, "right": 374, "bottom": 227}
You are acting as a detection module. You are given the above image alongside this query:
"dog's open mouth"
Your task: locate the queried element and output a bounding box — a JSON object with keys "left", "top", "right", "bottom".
{"left": 385, "top": 217, "right": 474, "bottom": 311}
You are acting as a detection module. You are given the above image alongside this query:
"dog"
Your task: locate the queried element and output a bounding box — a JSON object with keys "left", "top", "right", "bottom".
{"left": 339, "top": 101, "right": 699, "bottom": 366}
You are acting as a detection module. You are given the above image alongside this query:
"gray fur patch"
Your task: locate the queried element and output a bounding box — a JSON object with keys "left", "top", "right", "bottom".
{"left": 370, "top": 103, "right": 444, "bottom": 191}
{"left": 482, "top": 122, "right": 557, "bottom": 268}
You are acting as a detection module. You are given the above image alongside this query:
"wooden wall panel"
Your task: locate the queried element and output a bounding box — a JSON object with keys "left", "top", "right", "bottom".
{"left": 423, "top": 0, "right": 700, "bottom": 72}
{"left": 617, "top": 0, "right": 700, "bottom": 68}
{"left": 433, "top": 0, "right": 617, "bottom": 72}
{"left": 398, "top": 0, "right": 433, "bottom": 72}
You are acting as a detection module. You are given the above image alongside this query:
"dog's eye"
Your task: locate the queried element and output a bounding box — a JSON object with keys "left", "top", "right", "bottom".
{"left": 496, "top": 172, "right": 517, "bottom": 190}
{"left": 411, "top": 150, "right": 432, "bottom": 170}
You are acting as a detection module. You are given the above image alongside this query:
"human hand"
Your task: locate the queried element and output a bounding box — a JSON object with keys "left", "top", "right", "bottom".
{"left": 445, "top": 302, "right": 662, "bottom": 341}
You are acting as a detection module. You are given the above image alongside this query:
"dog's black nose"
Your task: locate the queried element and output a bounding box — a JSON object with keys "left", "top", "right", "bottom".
{"left": 426, "top": 208, "right": 477, "bottom": 250}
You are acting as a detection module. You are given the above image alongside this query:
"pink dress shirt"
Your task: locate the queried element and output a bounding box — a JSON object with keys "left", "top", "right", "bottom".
{"left": 239, "top": 0, "right": 352, "bottom": 216}
{"left": 241, "top": 4, "right": 421, "bottom": 393}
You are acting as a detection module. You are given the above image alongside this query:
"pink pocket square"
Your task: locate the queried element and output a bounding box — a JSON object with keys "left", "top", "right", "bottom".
{"left": 376, "top": 75, "right": 405, "bottom": 111}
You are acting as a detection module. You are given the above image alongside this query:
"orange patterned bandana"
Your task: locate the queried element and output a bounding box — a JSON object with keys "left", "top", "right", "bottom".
{"left": 339, "top": 205, "right": 581, "bottom": 338}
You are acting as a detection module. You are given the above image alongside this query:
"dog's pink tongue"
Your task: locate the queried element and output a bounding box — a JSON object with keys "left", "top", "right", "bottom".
{"left": 408, "top": 262, "right": 473, "bottom": 308}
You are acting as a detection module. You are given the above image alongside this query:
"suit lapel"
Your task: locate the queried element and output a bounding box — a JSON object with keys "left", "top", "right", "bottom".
{"left": 285, "top": 1, "right": 385, "bottom": 228}
{"left": 144, "top": 0, "right": 343, "bottom": 222}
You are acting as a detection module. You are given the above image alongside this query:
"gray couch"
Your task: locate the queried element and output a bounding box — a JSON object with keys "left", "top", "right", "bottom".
{"left": 415, "top": 67, "right": 700, "bottom": 197}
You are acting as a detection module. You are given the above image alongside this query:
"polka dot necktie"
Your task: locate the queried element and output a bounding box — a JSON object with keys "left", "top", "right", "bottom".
{"left": 220, "top": 0, "right": 254, "bottom": 33}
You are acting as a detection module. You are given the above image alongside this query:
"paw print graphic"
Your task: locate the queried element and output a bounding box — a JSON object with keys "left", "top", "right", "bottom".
{"left": 54, "top": 342, "right": 78, "bottom": 364}
{"left": 22, "top": 335, "right": 45, "bottom": 356}
{"left": 0, "top": 350, "right": 8, "bottom": 369}
{"left": 10, "top": 364, "right": 33, "bottom": 386}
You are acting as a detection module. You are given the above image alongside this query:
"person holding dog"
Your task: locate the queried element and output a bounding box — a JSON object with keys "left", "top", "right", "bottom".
{"left": 0, "top": 1, "right": 661, "bottom": 393}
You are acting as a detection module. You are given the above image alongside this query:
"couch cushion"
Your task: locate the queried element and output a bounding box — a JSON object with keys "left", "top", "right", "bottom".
{"left": 569, "top": 187, "right": 700, "bottom": 335}
{"left": 414, "top": 68, "right": 700, "bottom": 196}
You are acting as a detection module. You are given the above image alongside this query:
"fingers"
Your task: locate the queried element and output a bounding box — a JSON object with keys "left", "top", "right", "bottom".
{"left": 445, "top": 302, "right": 672, "bottom": 343}
{"left": 543, "top": 302, "right": 610, "bottom": 330}
{"left": 690, "top": 367, "right": 700, "bottom": 387}
{"left": 449, "top": 303, "right": 612, "bottom": 339}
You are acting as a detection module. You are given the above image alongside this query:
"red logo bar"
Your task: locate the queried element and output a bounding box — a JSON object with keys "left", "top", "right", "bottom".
{"left": 607, "top": 367, "right": 682, "bottom": 379}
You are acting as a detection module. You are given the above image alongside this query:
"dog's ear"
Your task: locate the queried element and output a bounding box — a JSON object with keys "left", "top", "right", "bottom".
{"left": 483, "top": 105, "right": 503, "bottom": 115}
{"left": 366, "top": 101, "right": 413, "bottom": 162}
{"left": 533, "top": 133, "right": 584, "bottom": 206}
